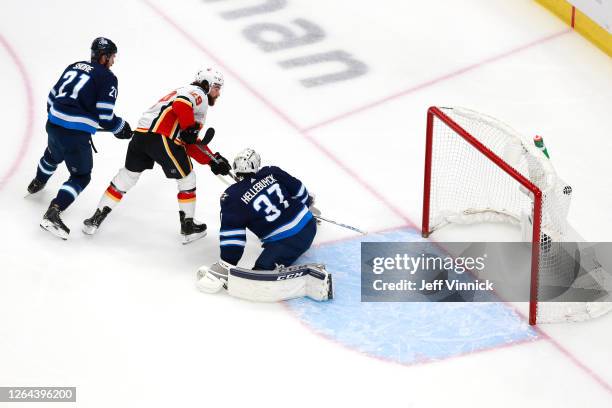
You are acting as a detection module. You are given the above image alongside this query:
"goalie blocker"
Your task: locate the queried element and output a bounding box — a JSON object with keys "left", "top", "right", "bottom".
{"left": 196, "top": 261, "right": 333, "bottom": 302}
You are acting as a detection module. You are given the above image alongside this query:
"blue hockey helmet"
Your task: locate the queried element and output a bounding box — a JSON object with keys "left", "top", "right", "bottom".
{"left": 91, "top": 37, "right": 117, "bottom": 62}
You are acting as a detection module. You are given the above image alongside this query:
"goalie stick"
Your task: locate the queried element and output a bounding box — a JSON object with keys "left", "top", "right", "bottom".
{"left": 313, "top": 215, "right": 367, "bottom": 235}
{"left": 207, "top": 161, "right": 366, "bottom": 235}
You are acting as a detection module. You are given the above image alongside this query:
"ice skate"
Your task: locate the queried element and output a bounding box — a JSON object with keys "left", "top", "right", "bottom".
{"left": 40, "top": 203, "right": 69, "bottom": 240}
{"left": 179, "top": 210, "right": 207, "bottom": 244}
{"left": 26, "top": 178, "right": 46, "bottom": 196}
{"left": 82, "top": 206, "right": 112, "bottom": 235}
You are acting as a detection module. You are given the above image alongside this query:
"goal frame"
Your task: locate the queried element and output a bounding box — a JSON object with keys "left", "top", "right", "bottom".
{"left": 421, "top": 106, "right": 542, "bottom": 325}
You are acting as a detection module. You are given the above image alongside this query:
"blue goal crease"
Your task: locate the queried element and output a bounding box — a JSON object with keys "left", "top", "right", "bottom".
{"left": 285, "top": 228, "right": 538, "bottom": 365}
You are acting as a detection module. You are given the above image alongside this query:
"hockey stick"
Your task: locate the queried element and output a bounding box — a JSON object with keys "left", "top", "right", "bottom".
{"left": 215, "top": 174, "right": 234, "bottom": 186}
{"left": 205, "top": 167, "right": 366, "bottom": 234}
{"left": 314, "top": 215, "right": 367, "bottom": 235}
{"left": 187, "top": 127, "right": 239, "bottom": 184}
{"left": 200, "top": 155, "right": 365, "bottom": 234}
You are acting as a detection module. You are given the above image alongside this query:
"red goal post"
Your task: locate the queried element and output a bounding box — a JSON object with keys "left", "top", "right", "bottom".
{"left": 422, "top": 106, "right": 542, "bottom": 325}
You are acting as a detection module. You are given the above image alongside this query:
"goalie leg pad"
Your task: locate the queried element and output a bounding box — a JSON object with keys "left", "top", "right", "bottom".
{"left": 196, "top": 270, "right": 225, "bottom": 293}
{"left": 227, "top": 263, "right": 332, "bottom": 302}
{"left": 196, "top": 261, "right": 230, "bottom": 293}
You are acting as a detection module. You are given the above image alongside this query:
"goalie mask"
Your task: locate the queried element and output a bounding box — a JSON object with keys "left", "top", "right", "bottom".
{"left": 233, "top": 148, "right": 261, "bottom": 176}
{"left": 194, "top": 67, "right": 224, "bottom": 94}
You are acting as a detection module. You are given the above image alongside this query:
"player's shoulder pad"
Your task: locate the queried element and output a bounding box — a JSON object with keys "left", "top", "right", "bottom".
{"left": 177, "top": 85, "right": 206, "bottom": 106}
{"left": 220, "top": 191, "right": 229, "bottom": 204}
{"left": 92, "top": 65, "right": 118, "bottom": 89}
{"left": 220, "top": 189, "right": 240, "bottom": 212}
{"left": 90, "top": 61, "right": 114, "bottom": 76}
{"left": 64, "top": 61, "right": 88, "bottom": 75}
{"left": 266, "top": 165, "right": 291, "bottom": 178}
{"left": 220, "top": 185, "right": 237, "bottom": 204}
{"left": 68, "top": 60, "right": 87, "bottom": 70}
{"left": 261, "top": 165, "right": 279, "bottom": 174}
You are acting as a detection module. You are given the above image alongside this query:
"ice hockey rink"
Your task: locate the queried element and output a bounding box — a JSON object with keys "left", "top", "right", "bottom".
{"left": 1, "top": 0, "right": 611, "bottom": 406}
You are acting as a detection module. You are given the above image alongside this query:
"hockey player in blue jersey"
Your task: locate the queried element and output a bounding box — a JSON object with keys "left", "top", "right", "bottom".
{"left": 27, "top": 37, "right": 132, "bottom": 240}
{"left": 195, "top": 148, "right": 332, "bottom": 302}
{"left": 219, "top": 148, "right": 318, "bottom": 270}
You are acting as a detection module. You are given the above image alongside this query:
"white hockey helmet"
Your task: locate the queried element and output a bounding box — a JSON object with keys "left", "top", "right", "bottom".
{"left": 233, "top": 148, "right": 261, "bottom": 175}
{"left": 194, "top": 67, "right": 224, "bottom": 94}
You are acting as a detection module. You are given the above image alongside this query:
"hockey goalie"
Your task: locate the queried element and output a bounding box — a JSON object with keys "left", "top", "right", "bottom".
{"left": 195, "top": 148, "right": 333, "bottom": 302}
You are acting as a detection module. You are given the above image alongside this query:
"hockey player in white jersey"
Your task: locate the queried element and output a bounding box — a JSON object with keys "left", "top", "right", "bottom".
{"left": 82, "top": 67, "right": 231, "bottom": 243}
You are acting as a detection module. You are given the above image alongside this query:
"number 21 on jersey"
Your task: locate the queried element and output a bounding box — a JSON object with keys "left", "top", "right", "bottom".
{"left": 56, "top": 70, "right": 90, "bottom": 99}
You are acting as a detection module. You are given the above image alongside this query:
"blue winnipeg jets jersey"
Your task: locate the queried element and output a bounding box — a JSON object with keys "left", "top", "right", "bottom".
{"left": 219, "top": 166, "right": 313, "bottom": 265}
{"left": 47, "top": 61, "right": 125, "bottom": 134}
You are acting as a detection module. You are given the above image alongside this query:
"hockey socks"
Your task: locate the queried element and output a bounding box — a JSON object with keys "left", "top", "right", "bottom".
{"left": 30, "top": 149, "right": 58, "bottom": 193}
{"left": 96, "top": 168, "right": 141, "bottom": 211}
{"left": 81, "top": 183, "right": 121, "bottom": 235}
{"left": 98, "top": 183, "right": 124, "bottom": 210}
{"left": 35, "top": 149, "right": 59, "bottom": 184}
{"left": 175, "top": 171, "right": 197, "bottom": 217}
{"left": 52, "top": 180, "right": 85, "bottom": 211}
{"left": 177, "top": 173, "right": 205, "bottom": 244}
{"left": 177, "top": 188, "right": 196, "bottom": 218}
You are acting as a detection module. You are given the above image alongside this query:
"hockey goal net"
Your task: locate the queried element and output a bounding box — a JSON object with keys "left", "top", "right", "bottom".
{"left": 422, "top": 106, "right": 612, "bottom": 325}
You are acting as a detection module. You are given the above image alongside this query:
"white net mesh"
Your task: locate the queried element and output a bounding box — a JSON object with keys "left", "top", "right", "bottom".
{"left": 427, "top": 107, "right": 612, "bottom": 323}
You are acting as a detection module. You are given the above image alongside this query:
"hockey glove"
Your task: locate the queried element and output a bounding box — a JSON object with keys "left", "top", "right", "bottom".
{"left": 179, "top": 125, "right": 200, "bottom": 145}
{"left": 307, "top": 194, "right": 322, "bottom": 221}
{"left": 113, "top": 121, "right": 133, "bottom": 140}
{"left": 306, "top": 194, "right": 315, "bottom": 208}
{"left": 210, "top": 153, "right": 231, "bottom": 176}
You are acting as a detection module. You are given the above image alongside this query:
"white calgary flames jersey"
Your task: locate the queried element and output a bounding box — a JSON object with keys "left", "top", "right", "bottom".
{"left": 136, "top": 85, "right": 209, "bottom": 138}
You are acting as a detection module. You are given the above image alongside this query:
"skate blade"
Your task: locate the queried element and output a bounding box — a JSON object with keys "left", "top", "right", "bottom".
{"left": 24, "top": 191, "right": 41, "bottom": 198}
{"left": 182, "top": 230, "right": 207, "bottom": 245}
{"left": 40, "top": 220, "right": 68, "bottom": 240}
{"left": 82, "top": 223, "right": 98, "bottom": 235}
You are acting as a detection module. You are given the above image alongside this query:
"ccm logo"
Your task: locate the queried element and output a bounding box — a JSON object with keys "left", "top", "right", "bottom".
{"left": 277, "top": 272, "right": 304, "bottom": 280}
